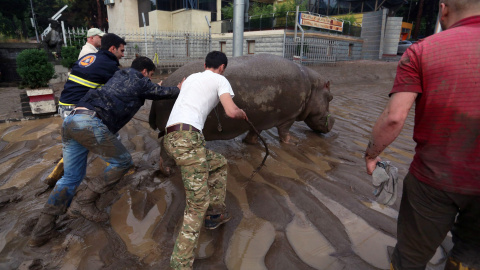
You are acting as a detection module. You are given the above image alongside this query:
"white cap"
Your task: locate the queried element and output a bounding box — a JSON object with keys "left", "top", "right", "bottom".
{"left": 87, "top": 28, "right": 105, "bottom": 38}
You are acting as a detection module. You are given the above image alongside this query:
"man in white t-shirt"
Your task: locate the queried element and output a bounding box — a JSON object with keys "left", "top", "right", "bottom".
{"left": 163, "top": 51, "right": 247, "bottom": 270}
{"left": 78, "top": 28, "right": 105, "bottom": 59}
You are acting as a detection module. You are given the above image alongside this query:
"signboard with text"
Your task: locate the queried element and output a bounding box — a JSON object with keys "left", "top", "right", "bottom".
{"left": 299, "top": 13, "right": 343, "bottom": 32}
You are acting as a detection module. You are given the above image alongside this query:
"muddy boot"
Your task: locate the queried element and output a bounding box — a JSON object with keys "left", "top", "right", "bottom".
{"left": 68, "top": 188, "right": 109, "bottom": 223}
{"left": 45, "top": 158, "right": 64, "bottom": 187}
{"left": 28, "top": 213, "right": 57, "bottom": 247}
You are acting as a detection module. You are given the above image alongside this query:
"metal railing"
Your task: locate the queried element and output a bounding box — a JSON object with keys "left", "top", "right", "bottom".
{"left": 63, "top": 27, "right": 210, "bottom": 68}
{"left": 113, "top": 29, "right": 210, "bottom": 68}
{"left": 284, "top": 35, "right": 339, "bottom": 66}
{"left": 221, "top": 11, "right": 362, "bottom": 37}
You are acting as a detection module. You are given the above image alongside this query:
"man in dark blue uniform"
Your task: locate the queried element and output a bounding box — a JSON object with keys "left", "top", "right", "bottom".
{"left": 29, "top": 57, "right": 183, "bottom": 247}
{"left": 44, "top": 33, "right": 126, "bottom": 186}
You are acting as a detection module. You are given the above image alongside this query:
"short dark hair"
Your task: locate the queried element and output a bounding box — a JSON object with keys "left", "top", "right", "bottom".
{"left": 101, "top": 33, "right": 126, "bottom": 51}
{"left": 131, "top": 56, "right": 156, "bottom": 73}
{"left": 205, "top": 51, "right": 228, "bottom": 69}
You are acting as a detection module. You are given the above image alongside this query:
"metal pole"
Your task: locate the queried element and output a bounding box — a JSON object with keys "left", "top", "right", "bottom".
{"left": 294, "top": 5, "right": 299, "bottom": 39}
{"left": 142, "top": 13, "right": 148, "bottom": 56}
{"left": 232, "top": 0, "right": 245, "bottom": 57}
{"left": 29, "top": 0, "right": 39, "bottom": 42}
{"left": 61, "top": 21, "right": 67, "bottom": 47}
{"left": 205, "top": 16, "right": 212, "bottom": 52}
{"left": 286, "top": 11, "right": 289, "bottom": 29}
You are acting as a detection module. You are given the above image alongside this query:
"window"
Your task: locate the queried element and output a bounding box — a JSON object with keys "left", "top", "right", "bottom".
{"left": 220, "top": 41, "right": 226, "bottom": 53}
{"left": 247, "top": 40, "right": 255, "bottom": 54}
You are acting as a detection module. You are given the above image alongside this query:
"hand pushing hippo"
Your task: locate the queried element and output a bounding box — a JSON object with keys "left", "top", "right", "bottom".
{"left": 149, "top": 54, "right": 334, "bottom": 144}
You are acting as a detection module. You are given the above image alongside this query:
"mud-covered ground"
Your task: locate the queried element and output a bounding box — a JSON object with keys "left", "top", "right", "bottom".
{"left": 0, "top": 61, "right": 451, "bottom": 270}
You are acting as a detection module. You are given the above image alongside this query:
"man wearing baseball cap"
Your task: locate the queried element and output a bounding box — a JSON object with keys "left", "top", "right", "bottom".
{"left": 78, "top": 28, "right": 105, "bottom": 59}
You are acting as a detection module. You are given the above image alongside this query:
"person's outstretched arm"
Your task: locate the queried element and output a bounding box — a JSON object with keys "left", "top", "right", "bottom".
{"left": 365, "top": 91, "right": 417, "bottom": 174}
{"left": 219, "top": 93, "right": 248, "bottom": 120}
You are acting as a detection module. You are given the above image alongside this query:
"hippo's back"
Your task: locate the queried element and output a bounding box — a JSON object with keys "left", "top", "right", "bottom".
{"left": 149, "top": 54, "right": 313, "bottom": 140}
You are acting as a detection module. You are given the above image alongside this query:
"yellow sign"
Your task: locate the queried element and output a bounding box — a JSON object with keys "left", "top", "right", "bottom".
{"left": 299, "top": 13, "right": 343, "bottom": 32}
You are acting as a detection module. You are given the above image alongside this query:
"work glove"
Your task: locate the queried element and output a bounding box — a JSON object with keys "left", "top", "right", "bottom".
{"left": 372, "top": 161, "right": 398, "bottom": 206}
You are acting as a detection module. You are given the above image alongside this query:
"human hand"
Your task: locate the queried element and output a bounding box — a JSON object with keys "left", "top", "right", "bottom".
{"left": 241, "top": 109, "right": 248, "bottom": 120}
{"left": 365, "top": 155, "right": 381, "bottom": 175}
{"left": 177, "top": 77, "right": 186, "bottom": 90}
{"left": 157, "top": 80, "right": 163, "bottom": 86}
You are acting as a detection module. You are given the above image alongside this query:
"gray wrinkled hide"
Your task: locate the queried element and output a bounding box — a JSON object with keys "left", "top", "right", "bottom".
{"left": 149, "top": 54, "right": 334, "bottom": 142}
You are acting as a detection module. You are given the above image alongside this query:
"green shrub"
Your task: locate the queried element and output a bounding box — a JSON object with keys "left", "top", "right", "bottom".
{"left": 221, "top": 3, "right": 234, "bottom": 19}
{"left": 16, "top": 49, "right": 55, "bottom": 89}
{"left": 61, "top": 46, "right": 81, "bottom": 68}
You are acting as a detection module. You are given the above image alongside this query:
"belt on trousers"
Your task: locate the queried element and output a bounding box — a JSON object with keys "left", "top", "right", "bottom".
{"left": 70, "top": 109, "right": 100, "bottom": 119}
{"left": 166, "top": 123, "right": 200, "bottom": 134}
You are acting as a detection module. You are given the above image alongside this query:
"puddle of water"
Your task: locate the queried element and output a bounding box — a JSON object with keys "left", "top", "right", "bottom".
{"left": 2, "top": 121, "right": 60, "bottom": 142}
{"left": 286, "top": 214, "right": 343, "bottom": 270}
{"left": 195, "top": 230, "right": 215, "bottom": 259}
{"left": 225, "top": 217, "right": 275, "bottom": 270}
{"left": 310, "top": 187, "right": 396, "bottom": 269}
{"left": 2, "top": 164, "right": 46, "bottom": 189}
{"left": 110, "top": 188, "right": 167, "bottom": 264}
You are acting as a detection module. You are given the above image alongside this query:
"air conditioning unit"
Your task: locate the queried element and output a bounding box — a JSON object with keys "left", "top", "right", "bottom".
{"left": 104, "top": 0, "right": 114, "bottom": 5}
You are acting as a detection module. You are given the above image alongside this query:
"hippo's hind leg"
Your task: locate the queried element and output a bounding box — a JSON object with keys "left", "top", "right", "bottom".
{"left": 243, "top": 130, "right": 260, "bottom": 144}
{"left": 277, "top": 119, "right": 295, "bottom": 144}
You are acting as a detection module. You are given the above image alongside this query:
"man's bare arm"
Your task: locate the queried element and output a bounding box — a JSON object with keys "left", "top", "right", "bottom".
{"left": 219, "top": 93, "right": 247, "bottom": 120}
{"left": 365, "top": 92, "right": 417, "bottom": 174}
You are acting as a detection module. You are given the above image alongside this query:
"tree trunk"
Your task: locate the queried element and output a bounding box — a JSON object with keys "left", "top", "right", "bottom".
{"left": 413, "top": 0, "right": 425, "bottom": 39}
{"left": 96, "top": 0, "right": 103, "bottom": 29}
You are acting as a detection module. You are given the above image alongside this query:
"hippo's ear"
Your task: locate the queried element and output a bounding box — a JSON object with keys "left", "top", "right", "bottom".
{"left": 325, "top": 81, "right": 331, "bottom": 91}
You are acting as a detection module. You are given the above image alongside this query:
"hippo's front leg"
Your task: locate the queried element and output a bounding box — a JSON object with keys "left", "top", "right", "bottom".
{"left": 277, "top": 119, "right": 296, "bottom": 144}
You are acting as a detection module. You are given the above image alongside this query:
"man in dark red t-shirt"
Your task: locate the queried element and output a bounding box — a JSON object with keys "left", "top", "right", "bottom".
{"left": 365, "top": 0, "right": 480, "bottom": 269}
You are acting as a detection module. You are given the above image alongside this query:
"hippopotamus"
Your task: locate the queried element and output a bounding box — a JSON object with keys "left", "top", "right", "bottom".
{"left": 149, "top": 54, "right": 334, "bottom": 144}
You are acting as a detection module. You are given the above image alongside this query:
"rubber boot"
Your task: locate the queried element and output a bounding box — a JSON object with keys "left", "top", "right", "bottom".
{"left": 444, "top": 257, "right": 475, "bottom": 270}
{"left": 45, "top": 158, "right": 64, "bottom": 187}
{"left": 28, "top": 213, "right": 57, "bottom": 247}
{"left": 68, "top": 188, "right": 109, "bottom": 223}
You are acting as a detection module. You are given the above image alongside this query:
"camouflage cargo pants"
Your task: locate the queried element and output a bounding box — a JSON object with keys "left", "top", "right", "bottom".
{"left": 163, "top": 130, "right": 228, "bottom": 270}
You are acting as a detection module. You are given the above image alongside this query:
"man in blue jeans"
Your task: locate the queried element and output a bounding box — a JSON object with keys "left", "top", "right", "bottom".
{"left": 45, "top": 33, "right": 126, "bottom": 186}
{"left": 29, "top": 57, "right": 183, "bottom": 247}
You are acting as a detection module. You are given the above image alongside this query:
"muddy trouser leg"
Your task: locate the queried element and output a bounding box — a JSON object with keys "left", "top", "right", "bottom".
{"left": 164, "top": 131, "right": 209, "bottom": 270}
{"left": 391, "top": 173, "right": 480, "bottom": 270}
{"left": 205, "top": 149, "right": 227, "bottom": 216}
{"left": 65, "top": 115, "right": 132, "bottom": 222}
{"left": 44, "top": 116, "right": 90, "bottom": 215}
{"left": 81, "top": 126, "right": 132, "bottom": 194}
{"left": 58, "top": 114, "right": 131, "bottom": 207}
{"left": 44, "top": 105, "right": 76, "bottom": 187}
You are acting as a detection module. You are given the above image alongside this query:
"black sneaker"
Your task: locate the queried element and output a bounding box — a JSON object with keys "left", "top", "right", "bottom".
{"left": 205, "top": 212, "right": 232, "bottom": 230}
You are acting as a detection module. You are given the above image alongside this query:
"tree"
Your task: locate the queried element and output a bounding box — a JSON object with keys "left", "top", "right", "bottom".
{"left": 0, "top": 0, "right": 109, "bottom": 41}
{"left": 0, "top": 0, "right": 29, "bottom": 39}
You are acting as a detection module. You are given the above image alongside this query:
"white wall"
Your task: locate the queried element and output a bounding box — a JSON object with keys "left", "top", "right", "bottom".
{"left": 106, "top": 0, "right": 140, "bottom": 32}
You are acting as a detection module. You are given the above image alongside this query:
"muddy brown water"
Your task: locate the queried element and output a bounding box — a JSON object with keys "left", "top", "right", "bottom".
{"left": 0, "top": 61, "right": 450, "bottom": 269}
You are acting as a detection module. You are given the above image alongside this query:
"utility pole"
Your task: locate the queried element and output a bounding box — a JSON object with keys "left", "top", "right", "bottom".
{"left": 233, "top": 0, "right": 245, "bottom": 57}
{"left": 29, "top": 0, "right": 39, "bottom": 43}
